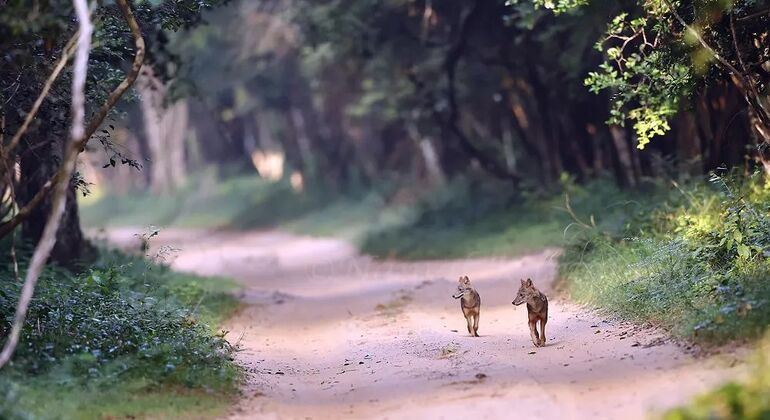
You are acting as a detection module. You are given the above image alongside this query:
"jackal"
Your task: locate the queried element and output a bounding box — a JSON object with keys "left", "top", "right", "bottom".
{"left": 512, "top": 278, "right": 548, "bottom": 347}
{"left": 452, "top": 275, "right": 481, "bottom": 337}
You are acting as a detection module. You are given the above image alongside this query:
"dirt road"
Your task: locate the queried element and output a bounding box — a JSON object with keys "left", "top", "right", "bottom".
{"left": 101, "top": 228, "right": 741, "bottom": 420}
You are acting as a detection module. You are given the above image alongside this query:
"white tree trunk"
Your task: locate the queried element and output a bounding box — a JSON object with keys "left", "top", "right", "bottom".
{"left": 137, "top": 67, "right": 188, "bottom": 193}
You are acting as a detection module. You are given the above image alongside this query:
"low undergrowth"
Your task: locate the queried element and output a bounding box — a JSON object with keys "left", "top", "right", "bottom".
{"left": 561, "top": 172, "right": 770, "bottom": 345}
{"left": 0, "top": 246, "right": 240, "bottom": 419}
{"left": 360, "top": 175, "right": 639, "bottom": 259}
{"left": 664, "top": 334, "right": 770, "bottom": 419}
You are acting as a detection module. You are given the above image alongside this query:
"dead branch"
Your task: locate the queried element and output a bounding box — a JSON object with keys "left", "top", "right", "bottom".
{"left": 0, "top": 0, "right": 93, "bottom": 369}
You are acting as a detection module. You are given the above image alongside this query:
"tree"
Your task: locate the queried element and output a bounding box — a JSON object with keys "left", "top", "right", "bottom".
{"left": 524, "top": 0, "right": 770, "bottom": 171}
{"left": 0, "top": 0, "right": 228, "bottom": 264}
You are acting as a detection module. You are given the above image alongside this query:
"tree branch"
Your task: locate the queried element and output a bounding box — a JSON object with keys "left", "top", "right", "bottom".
{"left": 0, "top": 0, "right": 145, "bottom": 240}
{"left": 736, "top": 8, "right": 770, "bottom": 22}
{"left": 77, "top": 0, "right": 145, "bottom": 153}
{"left": 662, "top": 0, "right": 770, "bottom": 129}
{"left": 0, "top": 0, "right": 93, "bottom": 369}
{"left": 729, "top": 13, "right": 770, "bottom": 126}
{"left": 3, "top": 33, "right": 79, "bottom": 156}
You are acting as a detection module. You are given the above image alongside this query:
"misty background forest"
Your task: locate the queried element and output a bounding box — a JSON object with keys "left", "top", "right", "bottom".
{"left": 2, "top": 0, "right": 770, "bottom": 418}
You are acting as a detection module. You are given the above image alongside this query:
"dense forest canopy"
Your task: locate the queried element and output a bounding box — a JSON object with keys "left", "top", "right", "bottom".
{"left": 1, "top": 0, "right": 768, "bottom": 268}
{"left": 152, "top": 0, "right": 769, "bottom": 196}
{"left": 0, "top": 0, "right": 227, "bottom": 263}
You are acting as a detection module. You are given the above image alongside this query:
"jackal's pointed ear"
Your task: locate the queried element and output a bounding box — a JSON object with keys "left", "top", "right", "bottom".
{"left": 520, "top": 279, "right": 526, "bottom": 285}
{"left": 525, "top": 278, "right": 533, "bottom": 287}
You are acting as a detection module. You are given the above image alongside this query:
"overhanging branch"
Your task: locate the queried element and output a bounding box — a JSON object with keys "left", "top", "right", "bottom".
{"left": 0, "top": 0, "right": 146, "bottom": 240}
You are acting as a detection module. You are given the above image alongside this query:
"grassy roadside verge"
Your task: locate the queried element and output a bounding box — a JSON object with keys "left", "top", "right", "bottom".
{"left": 550, "top": 173, "right": 770, "bottom": 419}
{"left": 81, "top": 173, "right": 635, "bottom": 259}
{"left": 664, "top": 334, "right": 770, "bottom": 419}
{"left": 0, "top": 246, "right": 240, "bottom": 419}
{"left": 560, "top": 174, "right": 770, "bottom": 346}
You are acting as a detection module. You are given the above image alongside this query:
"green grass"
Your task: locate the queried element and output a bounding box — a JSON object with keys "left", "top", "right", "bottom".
{"left": 3, "top": 378, "right": 235, "bottom": 420}
{"left": 361, "top": 209, "right": 563, "bottom": 259}
{"left": 361, "top": 176, "right": 644, "bottom": 259}
{"left": 83, "top": 172, "right": 634, "bottom": 259}
{"left": 664, "top": 335, "right": 770, "bottom": 419}
{"left": 81, "top": 173, "right": 315, "bottom": 229}
{"left": 0, "top": 247, "right": 241, "bottom": 419}
{"left": 81, "top": 172, "right": 406, "bottom": 242}
{"left": 560, "top": 173, "right": 770, "bottom": 346}
{"left": 82, "top": 172, "right": 643, "bottom": 261}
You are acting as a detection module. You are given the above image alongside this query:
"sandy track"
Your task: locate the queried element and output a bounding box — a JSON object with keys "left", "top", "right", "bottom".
{"left": 99, "top": 228, "right": 742, "bottom": 420}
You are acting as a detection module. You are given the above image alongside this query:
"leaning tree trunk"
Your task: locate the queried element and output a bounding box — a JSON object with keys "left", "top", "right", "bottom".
{"left": 17, "top": 128, "right": 91, "bottom": 266}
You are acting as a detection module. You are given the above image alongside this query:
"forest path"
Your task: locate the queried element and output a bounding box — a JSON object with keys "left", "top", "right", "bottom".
{"left": 100, "top": 228, "right": 741, "bottom": 420}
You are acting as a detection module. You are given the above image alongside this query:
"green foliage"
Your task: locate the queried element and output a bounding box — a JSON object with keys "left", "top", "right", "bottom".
{"left": 360, "top": 176, "right": 645, "bottom": 259}
{"left": 665, "top": 334, "right": 770, "bottom": 419}
{"left": 582, "top": 5, "right": 697, "bottom": 149}
{"left": 0, "top": 247, "right": 239, "bottom": 418}
{"left": 83, "top": 171, "right": 634, "bottom": 260}
{"left": 507, "top": 0, "right": 589, "bottom": 14}
{"left": 0, "top": 0, "right": 229, "bottom": 180}
{"left": 521, "top": 0, "right": 770, "bottom": 149}
{"left": 561, "top": 172, "right": 770, "bottom": 344}
{"left": 82, "top": 172, "right": 351, "bottom": 230}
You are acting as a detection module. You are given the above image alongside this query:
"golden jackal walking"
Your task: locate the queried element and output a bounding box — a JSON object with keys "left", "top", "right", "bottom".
{"left": 512, "top": 278, "right": 548, "bottom": 347}
{"left": 452, "top": 275, "right": 481, "bottom": 337}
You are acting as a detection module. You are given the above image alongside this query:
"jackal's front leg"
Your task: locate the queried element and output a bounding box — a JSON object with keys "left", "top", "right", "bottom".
{"left": 466, "top": 316, "right": 474, "bottom": 336}
{"left": 528, "top": 320, "right": 540, "bottom": 347}
{"left": 472, "top": 313, "right": 480, "bottom": 337}
{"left": 539, "top": 318, "right": 546, "bottom": 346}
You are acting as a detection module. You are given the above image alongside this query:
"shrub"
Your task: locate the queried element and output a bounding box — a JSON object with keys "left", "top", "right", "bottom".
{"left": 665, "top": 334, "right": 770, "bottom": 419}
{"left": 0, "top": 246, "right": 239, "bottom": 417}
{"left": 561, "top": 172, "right": 770, "bottom": 344}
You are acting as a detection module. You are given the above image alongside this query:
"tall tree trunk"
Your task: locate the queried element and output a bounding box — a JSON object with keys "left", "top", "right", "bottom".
{"left": 406, "top": 120, "right": 445, "bottom": 185}
{"left": 165, "top": 100, "right": 188, "bottom": 190}
{"left": 137, "top": 68, "right": 188, "bottom": 193}
{"left": 588, "top": 126, "right": 605, "bottom": 173}
{"left": 288, "top": 107, "right": 315, "bottom": 177}
{"left": 609, "top": 126, "right": 638, "bottom": 187}
{"left": 749, "top": 108, "right": 770, "bottom": 175}
{"left": 137, "top": 69, "right": 167, "bottom": 193}
{"left": 18, "top": 130, "right": 91, "bottom": 266}
{"left": 676, "top": 111, "right": 703, "bottom": 175}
